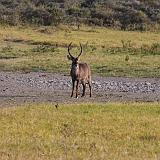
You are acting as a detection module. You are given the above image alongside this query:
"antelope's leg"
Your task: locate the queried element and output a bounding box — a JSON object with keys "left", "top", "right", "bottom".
{"left": 89, "top": 82, "right": 92, "bottom": 97}
{"left": 82, "top": 83, "right": 86, "bottom": 97}
{"left": 71, "top": 79, "right": 75, "bottom": 97}
{"left": 76, "top": 80, "right": 79, "bottom": 98}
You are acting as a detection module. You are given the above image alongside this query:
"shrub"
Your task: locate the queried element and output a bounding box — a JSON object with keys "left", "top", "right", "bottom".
{"left": 0, "top": 0, "right": 160, "bottom": 30}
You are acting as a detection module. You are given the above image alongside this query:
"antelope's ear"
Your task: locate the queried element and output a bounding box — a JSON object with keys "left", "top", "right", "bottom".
{"left": 67, "top": 55, "right": 72, "bottom": 60}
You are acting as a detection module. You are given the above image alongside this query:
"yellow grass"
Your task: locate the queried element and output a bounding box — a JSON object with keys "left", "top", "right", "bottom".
{"left": 0, "top": 103, "right": 160, "bottom": 160}
{"left": 0, "top": 25, "right": 160, "bottom": 77}
{"left": 0, "top": 25, "right": 160, "bottom": 47}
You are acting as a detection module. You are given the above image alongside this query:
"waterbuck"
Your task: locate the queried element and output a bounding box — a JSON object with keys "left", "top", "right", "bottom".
{"left": 67, "top": 42, "right": 92, "bottom": 98}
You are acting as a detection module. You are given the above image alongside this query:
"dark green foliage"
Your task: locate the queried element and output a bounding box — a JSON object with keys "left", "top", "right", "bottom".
{"left": 0, "top": 0, "right": 160, "bottom": 30}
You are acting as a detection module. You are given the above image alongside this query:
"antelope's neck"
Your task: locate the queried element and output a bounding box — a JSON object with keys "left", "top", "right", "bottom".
{"left": 71, "top": 64, "right": 79, "bottom": 77}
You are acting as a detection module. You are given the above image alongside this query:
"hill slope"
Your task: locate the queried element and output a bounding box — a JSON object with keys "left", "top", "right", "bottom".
{"left": 0, "top": 0, "right": 160, "bottom": 30}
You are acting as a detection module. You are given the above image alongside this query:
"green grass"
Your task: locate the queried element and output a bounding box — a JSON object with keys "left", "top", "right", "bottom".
{"left": 0, "top": 25, "right": 160, "bottom": 77}
{"left": 0, "top": 103, "right": 160, "bottom": 160}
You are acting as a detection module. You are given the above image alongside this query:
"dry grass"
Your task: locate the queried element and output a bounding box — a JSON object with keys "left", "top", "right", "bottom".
{"left": 0, "top": 25, "right": 160, "bottom": 77}
{"left": 0, "top": 25, "right": 160, "bottom": 47}
{"left": 0, "top": 103, "right": 160, "bottom": 160}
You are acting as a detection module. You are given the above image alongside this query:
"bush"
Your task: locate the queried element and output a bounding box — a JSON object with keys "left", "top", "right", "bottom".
{"left": 0, "top": 0, "right": 160, "bottom": 30}
{"left": 21, "top": 5, "right": 62, "bottom": 26}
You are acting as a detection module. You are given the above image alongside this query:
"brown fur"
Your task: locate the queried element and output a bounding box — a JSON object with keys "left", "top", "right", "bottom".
{"left": 67, "top": 43, "right": 92, "bottom": 98}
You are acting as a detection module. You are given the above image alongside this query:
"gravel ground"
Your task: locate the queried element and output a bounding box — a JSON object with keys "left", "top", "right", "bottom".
{"left": 0, "top": 72, "right": 160, "bottom": 106}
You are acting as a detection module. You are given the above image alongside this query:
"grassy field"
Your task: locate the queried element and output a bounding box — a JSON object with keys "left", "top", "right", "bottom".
{"left": 0, "top": 103, "right": 160, "bottom": 160}
{"left": 0, "top": 25, "right": 160, "bottom": 77}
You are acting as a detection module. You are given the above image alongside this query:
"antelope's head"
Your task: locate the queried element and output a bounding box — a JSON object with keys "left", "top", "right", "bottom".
{"left": 67, "top": 42, "right": 82, "bottom": 68}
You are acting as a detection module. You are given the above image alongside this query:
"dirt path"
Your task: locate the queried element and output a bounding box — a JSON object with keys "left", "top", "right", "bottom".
{"left": 0, "top": 72, "right": 160, "bottom": 106}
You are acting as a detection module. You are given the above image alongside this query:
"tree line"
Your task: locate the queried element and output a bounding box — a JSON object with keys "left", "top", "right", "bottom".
{"left": 0, "top": 0, "right": 160, "bottom": 31}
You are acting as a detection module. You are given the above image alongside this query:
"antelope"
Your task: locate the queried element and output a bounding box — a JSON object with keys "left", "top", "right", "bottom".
{"left": 67, "top": 42, "right": 92, "bottom": 98}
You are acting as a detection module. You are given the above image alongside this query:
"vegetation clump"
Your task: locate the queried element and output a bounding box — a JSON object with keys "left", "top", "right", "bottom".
{"left": 0, "top": 0, "right": 160, "bottom": 31}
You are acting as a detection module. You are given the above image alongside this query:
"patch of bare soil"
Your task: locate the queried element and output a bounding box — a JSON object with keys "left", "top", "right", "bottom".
{"left": 0, "top": 72, "right": 160, "bottom": 107}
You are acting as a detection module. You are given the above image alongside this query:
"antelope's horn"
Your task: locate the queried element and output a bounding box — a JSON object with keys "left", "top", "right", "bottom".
{"left": 68, "top": 42, "right": 74, "bottom": 58}
{"left": 77, "top": 43, "right": 83, "bottom": 58}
